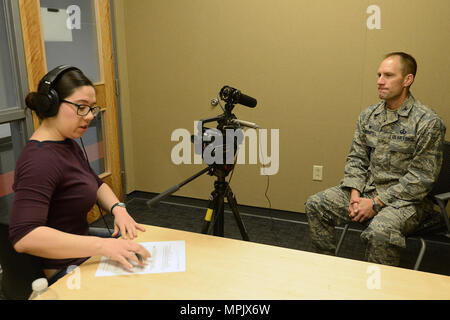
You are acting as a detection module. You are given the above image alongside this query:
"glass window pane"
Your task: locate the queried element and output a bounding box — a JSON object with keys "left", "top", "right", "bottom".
{"left": 0, "top": 122, "right": 20, "bottom": 224}
{"left": 0, "top": 3, "right": 20, "bottom": 109}
{"left": 40, "top": 0, "right": 101, "bottom": 82}
{"left": 76, "top": 111, "right": 105, "bottom": 175}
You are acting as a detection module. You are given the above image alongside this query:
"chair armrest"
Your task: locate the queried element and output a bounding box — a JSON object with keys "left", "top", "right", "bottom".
{"left": 434, "top": 192, "right": 450, "bottom": 202}
{"left": 434, "top": 192, "right": 450, "bottom": 235}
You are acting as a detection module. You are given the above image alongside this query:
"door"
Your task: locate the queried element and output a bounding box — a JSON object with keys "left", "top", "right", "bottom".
{"left": 18, "top": 0, "right": 122, "bottom": 222}
{"left": 0, "top": 0, "right": 34, "bottom": 226}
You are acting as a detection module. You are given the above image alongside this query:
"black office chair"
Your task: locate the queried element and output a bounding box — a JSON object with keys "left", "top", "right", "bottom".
{"left": 335, "top": 141, "right": 450, "bottom": 270}
{"left": 409, "top": 141, "right": 450, "bottom": 270}
{"left": 0, "top": 223, "right": 45, "bottom": 299}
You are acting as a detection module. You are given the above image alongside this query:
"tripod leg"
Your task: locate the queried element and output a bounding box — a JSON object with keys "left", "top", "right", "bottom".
{"left": 226, "top": 187, "right": 250, "bottom": 241}
{"left": 213, "top": 193, "right": 225, "bottom": 237}
{"left": 201, "top": 193, "right": 217, "bottom": 235}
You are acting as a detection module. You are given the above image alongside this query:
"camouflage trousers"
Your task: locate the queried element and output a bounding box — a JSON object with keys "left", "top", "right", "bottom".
{"left": 305, "top": 185, "right": 425, "bottom": 266}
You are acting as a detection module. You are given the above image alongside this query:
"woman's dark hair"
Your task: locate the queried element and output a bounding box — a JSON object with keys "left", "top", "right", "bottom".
{"left": 25, "top": 69, "right": 93, "bottom": 119}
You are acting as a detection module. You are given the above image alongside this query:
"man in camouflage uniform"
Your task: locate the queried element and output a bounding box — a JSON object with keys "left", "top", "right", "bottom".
{"left": 305, "top": 52, "right": 446, "bottom": 266}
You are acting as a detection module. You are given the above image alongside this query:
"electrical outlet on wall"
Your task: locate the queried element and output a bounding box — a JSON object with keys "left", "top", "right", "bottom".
{"left": 313, "top": 165, "right": 323, "bottom": 181}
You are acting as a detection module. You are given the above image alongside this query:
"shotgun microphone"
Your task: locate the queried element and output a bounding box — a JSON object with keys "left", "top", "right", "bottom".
{"left": 219, "top": 86, "right": 257, "bottom": 108}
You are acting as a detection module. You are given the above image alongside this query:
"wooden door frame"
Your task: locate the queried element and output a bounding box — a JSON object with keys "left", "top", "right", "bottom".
{"left": 18, "top": 0, "right": 123, "bottom": 222}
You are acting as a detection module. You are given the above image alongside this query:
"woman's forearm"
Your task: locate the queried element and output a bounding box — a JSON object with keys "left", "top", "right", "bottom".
{"left": 96, "top": 183, "right": 120, "bottom": 214}
{"left": 13, "top": 226, "right": 104, "bottom": 259}
{"left": 14, "top": 225, "right": 151, "bottom": 270}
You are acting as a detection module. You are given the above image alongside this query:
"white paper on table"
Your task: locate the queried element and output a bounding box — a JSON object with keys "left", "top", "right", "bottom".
{"left": 95, "top": 241, "right": 186, "bottom": 277}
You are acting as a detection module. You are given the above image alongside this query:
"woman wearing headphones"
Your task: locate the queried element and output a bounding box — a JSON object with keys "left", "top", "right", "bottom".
{"left": 9, "top": 66, "right": 150, "bottom": 284}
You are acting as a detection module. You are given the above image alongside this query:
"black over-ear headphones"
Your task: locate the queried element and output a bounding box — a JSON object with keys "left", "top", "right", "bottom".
{"left": 36, "top": 65, "right": 81, "bottom": 117}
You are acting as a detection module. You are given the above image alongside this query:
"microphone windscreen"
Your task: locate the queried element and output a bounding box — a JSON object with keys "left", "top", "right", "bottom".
{"left": 238, "top": 93, "right": 257, "bottom": 108}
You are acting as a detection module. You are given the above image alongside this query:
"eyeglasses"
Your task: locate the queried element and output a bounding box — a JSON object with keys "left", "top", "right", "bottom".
{"left": 61, "top": 99, "right": 101, "bottom": 117}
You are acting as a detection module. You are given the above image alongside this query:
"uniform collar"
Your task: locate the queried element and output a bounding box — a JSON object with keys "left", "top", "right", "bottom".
{"left": 374, "top": 92, "right": 415, "bottom": 116}
{"left": 397, "top": 93, "right": 415, "bottom": 116}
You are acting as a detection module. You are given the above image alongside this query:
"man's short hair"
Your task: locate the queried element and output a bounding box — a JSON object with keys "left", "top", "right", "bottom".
{"left": 385, "top": 52, "right": 417, "bottom": 77}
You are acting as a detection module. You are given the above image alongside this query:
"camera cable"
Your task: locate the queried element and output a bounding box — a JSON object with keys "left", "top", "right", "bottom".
{"left": 79, "top": 137, "right": 113, "bottom": 236}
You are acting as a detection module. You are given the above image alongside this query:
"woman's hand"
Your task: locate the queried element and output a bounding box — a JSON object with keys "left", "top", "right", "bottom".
{"left": 96, "top": 184, "right": 146, "bottom": 240}
{"left": 111, "top": 207, "right": 146, "bottom": 240}
{"left": 99, "top": 237, "right": 151, "bottom": 269}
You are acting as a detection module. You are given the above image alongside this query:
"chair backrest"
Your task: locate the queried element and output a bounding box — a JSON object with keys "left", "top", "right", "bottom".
{"left": 431, "top": 141, "right": 450, "bottom": 198}
{"left": 0, "top": 224, "right": 45, "bottom": 300}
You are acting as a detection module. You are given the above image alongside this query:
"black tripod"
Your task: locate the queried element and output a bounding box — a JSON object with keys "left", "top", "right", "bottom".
{"left": 147, "top": 87, "right": 257, "bottom": 241}
{"left": 147, "top": 164, "right": 250, "bottom": 241}
{"left": 200, "top": 165, "right": 249, "bottom": 240}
